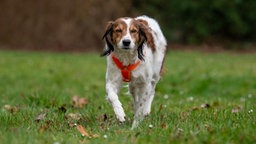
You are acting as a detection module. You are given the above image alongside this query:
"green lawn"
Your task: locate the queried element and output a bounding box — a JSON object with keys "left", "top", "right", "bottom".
{"left": 0, "top": 50, "right": 255, "bottom": 144}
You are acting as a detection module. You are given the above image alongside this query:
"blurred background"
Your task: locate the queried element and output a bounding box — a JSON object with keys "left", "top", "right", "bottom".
{"left": 0, "top": 0, "right": 255, "bottom": 52}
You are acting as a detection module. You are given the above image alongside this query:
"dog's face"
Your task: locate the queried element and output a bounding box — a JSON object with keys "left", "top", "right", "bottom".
{"left": 102, "top": 17, "right": 151, "bottom": 60}
{"left": 111, "top": 18, "right": 139, "bottom": 50}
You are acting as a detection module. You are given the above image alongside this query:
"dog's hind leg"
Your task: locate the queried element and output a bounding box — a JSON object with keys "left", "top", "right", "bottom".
{"left": 143, "top": 74, "right": 160, "bottom": 116}
{"left": 130, "top": 82, "right": 152, "bottom": 129}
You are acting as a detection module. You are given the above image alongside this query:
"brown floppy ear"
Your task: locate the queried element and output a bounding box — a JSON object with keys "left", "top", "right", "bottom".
{"left": 102, "top": 21, "right": 113, "bottom": 40}
{"left": 137, "top": 20, "right": 155, "bottom": 60}
{"left": 137, "top": 26, "right": 146, "bottom": 61}
{"left": 101, "top": 21, "right": 114, "bottom": 57}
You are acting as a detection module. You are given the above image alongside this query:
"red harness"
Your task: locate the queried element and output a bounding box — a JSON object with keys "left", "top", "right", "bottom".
{"left": 111, "top": 55, "right": 141, "bottom": 82}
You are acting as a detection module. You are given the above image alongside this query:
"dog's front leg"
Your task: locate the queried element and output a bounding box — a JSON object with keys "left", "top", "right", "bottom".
{"left": 106, "top": 81, "right": 126, "bottom": 122}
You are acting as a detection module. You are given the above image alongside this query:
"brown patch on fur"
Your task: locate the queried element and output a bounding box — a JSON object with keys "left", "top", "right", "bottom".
{"left": 111, "top": 19, "right": 128, "bottom": 45}
{"left": 136, "top": 19, "right": 149, "bottom": 27}
{"left": 129, "top": 19, "right": 140, "bottom": 45}
{"left": 103, "top": 21, "right": 114, "bottom": 38}
{"left": 136, "top": 19, "right": 155, "bottom": 52}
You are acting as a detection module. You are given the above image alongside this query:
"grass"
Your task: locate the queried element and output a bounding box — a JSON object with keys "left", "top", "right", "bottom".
{"left": 0, "top": 50, "right": 255, "bottom": 144}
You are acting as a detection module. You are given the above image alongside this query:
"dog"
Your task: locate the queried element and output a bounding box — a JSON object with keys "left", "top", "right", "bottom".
{"left": 101, "top": 15, "right": 167, "bottom": 128}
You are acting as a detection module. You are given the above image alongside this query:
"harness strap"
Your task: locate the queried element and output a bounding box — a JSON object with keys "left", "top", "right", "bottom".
{"left": 111, "top": 55, "right": 141, "bottom": 82}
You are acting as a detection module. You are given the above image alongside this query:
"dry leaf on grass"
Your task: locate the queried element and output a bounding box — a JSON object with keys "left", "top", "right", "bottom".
{"left": 3, "top": 104, "right": 18, "bottom": 113}
{"left": 91, "top": 134, "right": 100, "bottom": 138}
{"left": 76, "top": 124, "right": 99, "bottom": 138}
{"left": 77, "top": 124, "right": 90, "bottom": 137}
{"left": 161, "top": 123, "right": 167, "bottom": 128}
{"left": 72, "top": 96, "right": 88, "bottom": 108}
{"left": 39, "top": 124, "right": 49, "bottom": 133}
{"left": 66, "top": 113, "right": 82, "bottom": 121}
{"left": 231, "top": 106, "right": 243, "bottom": 113}
{"left": 201, "top": 103, "right": 211, "bottom": 108}
{"left": 65, "top": 113, "right": 83, "bottom": 128}
{"left": 38, "top": 120, "right": 54, "bottom": 132}
{"left": 58, "top": 105, "right": 67, "bottom": 113}
{"left": 35, "top": 113, "right": 46, "bottom": 122}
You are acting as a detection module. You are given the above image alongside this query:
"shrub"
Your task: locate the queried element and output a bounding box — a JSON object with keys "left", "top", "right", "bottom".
{"left": 133, "top": 0, "right": 256, "bottom": 43}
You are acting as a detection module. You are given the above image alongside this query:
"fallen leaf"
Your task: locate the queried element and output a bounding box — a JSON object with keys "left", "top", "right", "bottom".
{"left": 66, "top": 113, "right": 82, "bottom": 121}
{"left": 77, "top": 124, "right": 90, "bottom": 137}
{"left": 231, "top": 106, "right": 243, "bottom": 113}
{"left": 72, "top": 96, "right": 88, "bottom": 108}
{"left": 35, "top": 113, "right": 46, "bottom": 122}
{"left": 161, "top": 123, "right": 167, "bottom": 128}
{"left": 91, "top": 134, "right": 100, "bottom": 138}
{"left": 201, "top": 103, "right": 210, "bottom": 108}
{"left": 58, "top": 105, "right": 67, "bottom": 113}
{"left": 231, "top": 109, "right": 240, "bottom": 113}
{"left": 39, "top": 124, "right": 48, "bottom": 133}
{"left": 76, "top": 124, "right": 100, "bottom": 139}
{"left": 3, "top": 104, "right": 18, "bottom": 113}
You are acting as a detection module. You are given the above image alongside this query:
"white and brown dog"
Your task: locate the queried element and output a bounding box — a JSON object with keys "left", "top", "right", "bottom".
{"left": 101, "top": 15, "right": 167, "bottom": 128}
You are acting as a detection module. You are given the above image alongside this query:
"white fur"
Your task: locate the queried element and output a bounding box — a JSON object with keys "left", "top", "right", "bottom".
{"left": 104, "top": 15, "right": 167, "bottom": 129}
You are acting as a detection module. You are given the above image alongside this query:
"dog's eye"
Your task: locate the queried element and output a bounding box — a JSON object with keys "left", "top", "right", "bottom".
{"left": 130, "top": 29, "right": 137, "bottom": 33}
{"left": 115, "top": 29, "right": 122, "bottom": 33}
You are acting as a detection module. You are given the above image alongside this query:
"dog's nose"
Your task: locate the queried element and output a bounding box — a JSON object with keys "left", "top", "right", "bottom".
{"left": 122, "top": 39, "right": 131, "bottom": 46}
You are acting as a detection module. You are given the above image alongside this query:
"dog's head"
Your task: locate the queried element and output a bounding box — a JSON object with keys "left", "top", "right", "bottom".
{"left": 101, "top": 17, "right": 154, "bottom": 60}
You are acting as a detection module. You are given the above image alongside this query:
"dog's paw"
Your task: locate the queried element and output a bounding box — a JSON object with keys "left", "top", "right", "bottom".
{"left": 143, "top": 110, "right": 151, "bottom": 117}
{"left": 119, "top": 116, "right": 126, "bottom": 124}
{"left": 143, "top": 113, "right": 150, "bottom": 117}
{"left": 131, "top": 113, "right": 145, "bottom": 129}
{"left": 117, "top": 115, "right": 126, "bottom": 122}
{"left": 114, "top": 106, "right": 126, "bottom": 122}
{"left": 131, "top": 120, "right": 138, "bottom": 130}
